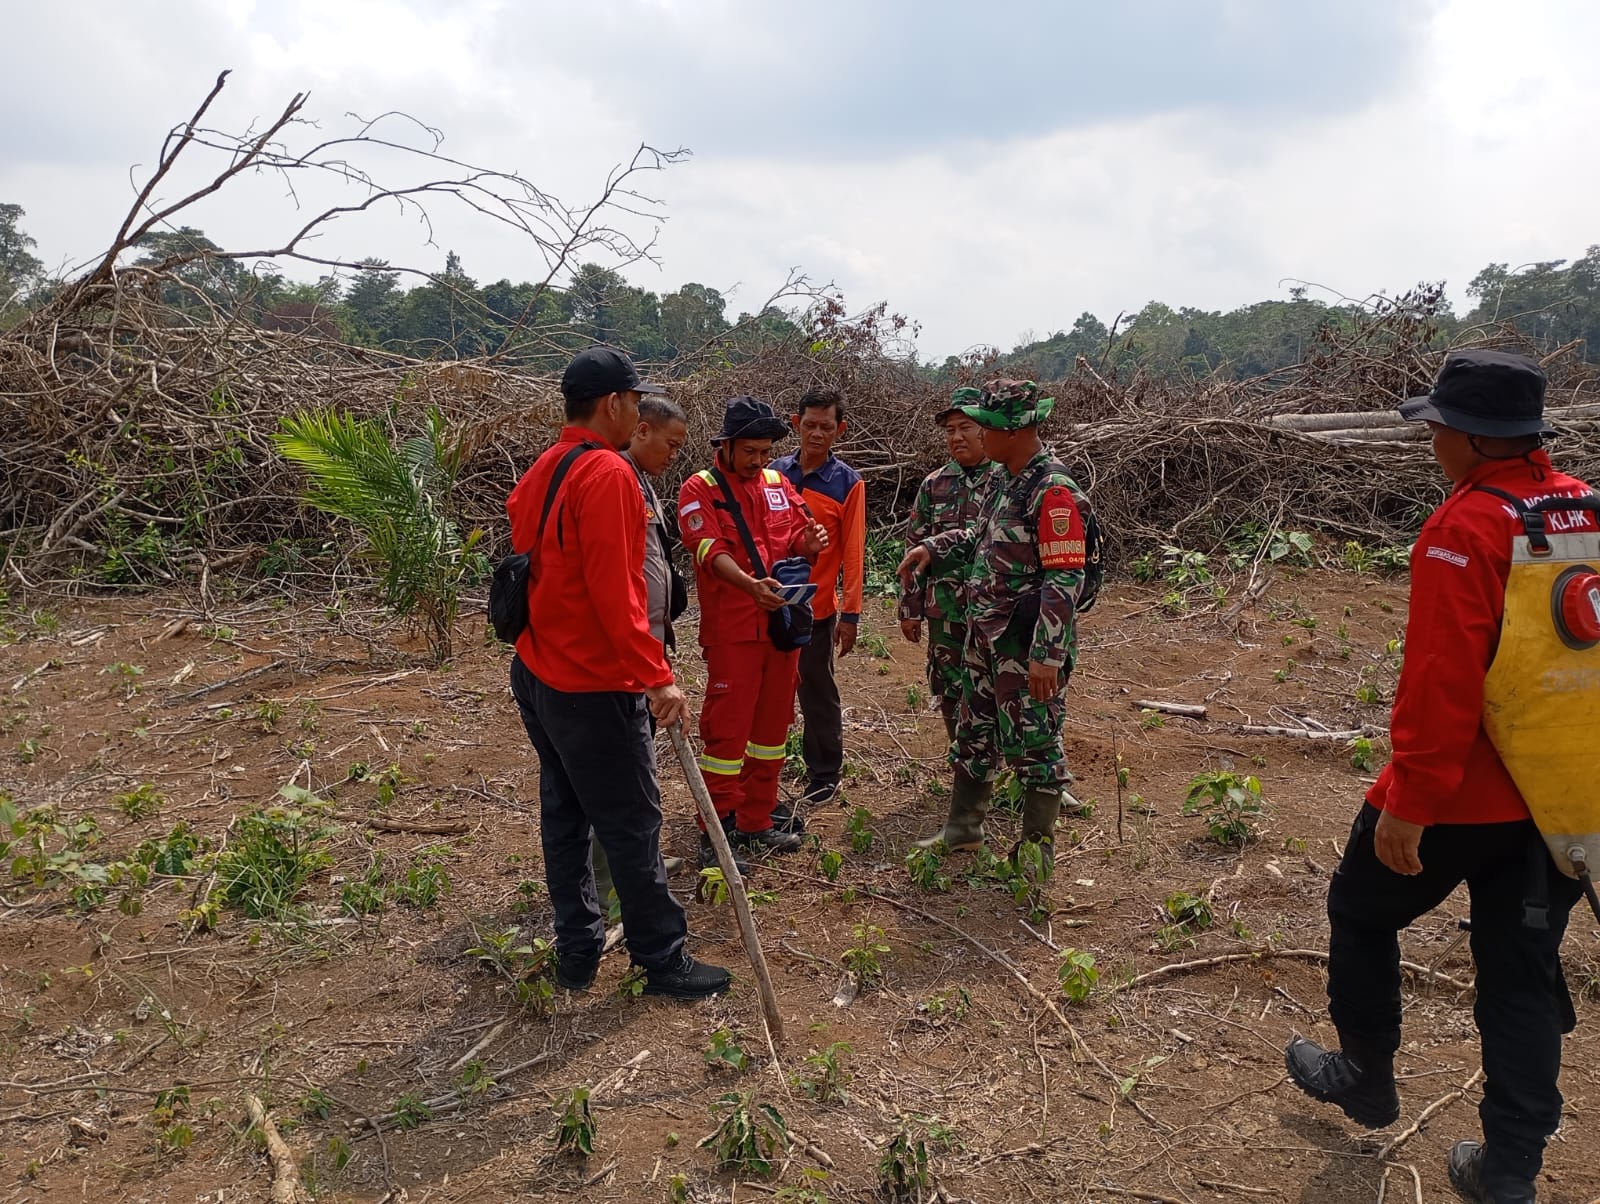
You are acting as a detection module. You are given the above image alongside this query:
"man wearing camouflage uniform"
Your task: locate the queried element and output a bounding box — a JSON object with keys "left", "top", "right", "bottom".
{"left": 898, "top": 381, "right": 1092, "bottom": 866}
{"left": 898, "top": 388, "right": 1001, "bottom": 743}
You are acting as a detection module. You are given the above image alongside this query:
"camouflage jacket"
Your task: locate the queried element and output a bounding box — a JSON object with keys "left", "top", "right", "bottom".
{"left": 898, "top": 460, "right": 1001, "bottom": 624}
{"left": 922, "top": 450, "right": 1090, "bottom": 669}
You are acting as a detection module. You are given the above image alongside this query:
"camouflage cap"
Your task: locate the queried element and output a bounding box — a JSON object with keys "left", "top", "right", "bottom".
{"left": 934, "top": 385, "right": 986, "bottom": 424}
{"left": 958, "top": 379, "right": 1056, "bottom": 431}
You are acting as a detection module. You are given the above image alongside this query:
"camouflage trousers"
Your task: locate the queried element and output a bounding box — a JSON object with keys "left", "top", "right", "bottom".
{"left": 926, "top": 617, "right": 967, "bottom": 730}
{"left": 952, "top": 623, "right": 1069, "bottom": 788}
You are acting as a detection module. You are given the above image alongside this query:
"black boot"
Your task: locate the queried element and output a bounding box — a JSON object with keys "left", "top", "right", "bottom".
{"left": 555, "top": 949, "right": 600, "bottom": 991}
{"left": 640, "top": 950, "right": 731, "bottom": 1000}
{"left": 1284, "top": 1034, "right": 1400, "bottom": 1128}
{"left": 1447, "top": 1141, "right": 1537, "bottom": 1204}
{"left": 770, "top": 800, "right": 807, "bottom": 834}
{"left": 697, "top": 832, "right": 750, "bottom": 874}
{"left": 734, "top": 826, "right": 805, "bottom": 856}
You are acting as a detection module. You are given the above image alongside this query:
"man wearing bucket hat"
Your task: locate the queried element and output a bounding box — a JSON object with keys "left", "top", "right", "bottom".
{"left": 896, "top": 380, "right": 1095, "bottom": 870}
{"left": 898, "top": 388, "right": 1001, "bottom": 742}
{"left": 679, "top": 396, "right": 830, "bottom": 866}
{"left": 1285, "top": 350, "right": 1593, "bottom": 1204}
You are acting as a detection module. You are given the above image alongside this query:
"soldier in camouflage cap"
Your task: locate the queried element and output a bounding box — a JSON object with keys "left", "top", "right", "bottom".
{"left": 897, "top": 379, "right": 1094, "bottom": 869}
{"left": 899, "top": 387, "right": 1002, "bottom": 742}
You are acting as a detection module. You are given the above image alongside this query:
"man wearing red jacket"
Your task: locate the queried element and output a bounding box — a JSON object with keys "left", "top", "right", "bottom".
{"left": 680, "top": 396, "right": 829, "bottom": 866}
{"left": 1286, "top": 351, "right": 1589, "bottom": 1204}
{"left": 507, "top": 346, "right": 729, "bottom": 1001}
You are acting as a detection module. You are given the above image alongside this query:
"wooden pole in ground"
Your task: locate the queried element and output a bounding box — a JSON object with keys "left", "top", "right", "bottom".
{"left": 668, "top": 721, "right": 785, "bottom": 1046}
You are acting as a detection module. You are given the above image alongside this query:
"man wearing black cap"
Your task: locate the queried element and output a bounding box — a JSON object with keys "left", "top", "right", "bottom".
{"left": 506, "top": 346, "right": 729, "bottom": 1000}
{"left": 678, "top": 396, "right": 829, "bottom": 866}
{"left": 1285, "top": 350, "right": 1592, "bottom": 1203}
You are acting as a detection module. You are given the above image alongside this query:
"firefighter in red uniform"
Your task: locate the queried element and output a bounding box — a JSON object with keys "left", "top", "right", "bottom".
{"left": 1285, "top": 351, "right": 1590, "bottom": 1204}
{"left": 679, "top": 396, "right": 829, "bottom": 867}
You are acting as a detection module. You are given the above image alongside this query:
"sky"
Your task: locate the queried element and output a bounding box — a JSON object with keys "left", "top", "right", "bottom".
{"left": 3, "top": 0, "right": 1597, "bottom": 359}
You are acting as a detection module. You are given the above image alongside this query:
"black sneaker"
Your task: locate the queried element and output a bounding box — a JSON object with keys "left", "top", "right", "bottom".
{"left": 1284, "top": 1035, "right": 1400, "bottom": 1128}
{"left": 1447, "top": 1141, "right": 1536, "bottom": 1204}
{"left": 698, "top": 832, "right": 751, "bottom": 874}
{"left": 734, "top": 826, "right": 805, "bottom": 856}
{"left": 555, "top": 950, "right": 599, "bottom": 991}
{"left": 640, "top": 950, "right": 731, "bottom": 1000}
{"left": 771, "top": 801, "right": 807, "bottom": 834}
{"left": 801, "top": 779, "right": 839, "bottom": 805}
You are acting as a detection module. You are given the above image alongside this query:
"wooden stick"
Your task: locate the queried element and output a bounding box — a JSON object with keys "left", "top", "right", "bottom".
{"left": 1134, "top": 699, "right": 1208, "bottom": 719}
{"left": 245, "top": 1094, "right": 309, "bottom": 1204}
{"left": 331, "top": 812, "right": 470, "bottom": 836}
{"left": 1233, "top": 724, "right": 1376, "bottom": 741}
{"left": 668, "top": 722, "right": 785, "bottom": 1047}
{"left": 1117, "top": 947, "right": 1473, "bottom": 994}
{"left": 1375, "top": 1067, "right": 1484, "bottom": 1162}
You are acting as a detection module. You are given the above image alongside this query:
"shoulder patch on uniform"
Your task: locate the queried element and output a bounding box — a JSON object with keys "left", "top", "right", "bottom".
{"left": 764, "top": 485, "right": 791, "bottom": 510}
{"left": 685, "top": 511, "right": 706, "bottom": 533}
{"left": 680, "top": 499, "right": 702, "bottom": 515}
{"left": 1424, "top": 545, "right": 1469, "bottom": 568}
{"left": 1038, "top": 485, "right": 1086, "bottom": 569}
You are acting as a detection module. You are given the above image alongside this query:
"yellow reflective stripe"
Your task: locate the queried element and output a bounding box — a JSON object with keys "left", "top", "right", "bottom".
{"left": 697, "top": 469, "right": 717, "bottom": 484}
{"left": 745, "top": 741, "right": 786, "bottom": 762}
{"left": 698, "top": 754, "right": 744, "bottom": 776}
{"left": 762, "top": 468, "right": 781, "bottom": 484}
{"left": 696, "top": 538, "right": 717, "bottom": 565}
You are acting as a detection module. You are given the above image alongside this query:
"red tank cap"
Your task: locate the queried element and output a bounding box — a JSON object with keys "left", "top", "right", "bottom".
{"left": 1560, "top": 572, "right": 1600, "bottom": 644}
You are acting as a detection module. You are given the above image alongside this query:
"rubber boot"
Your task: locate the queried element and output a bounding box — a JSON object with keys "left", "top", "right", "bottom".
{"left": 1018, "top": 787, "right": 1063, "bottom": 870}
{"left": 914, "top": 770, "right": 990, "bottom": 851}
{"left": 1285, "top": 1033, "right": 1400, "bottom": 1129}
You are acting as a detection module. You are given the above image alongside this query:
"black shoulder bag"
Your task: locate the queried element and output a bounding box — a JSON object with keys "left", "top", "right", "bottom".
{"left": 488, "top": 441, "right": 598, "bottom": 644}
{"left": 710, "top": 468, "right": 814, "bottom": 651}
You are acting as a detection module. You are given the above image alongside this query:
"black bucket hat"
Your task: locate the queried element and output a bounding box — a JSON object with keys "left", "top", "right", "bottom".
{"left": 712, "top": 395, "right": 789, "bottom": 443}
{"left": 1398, "top": 350, "right": 1554, "bottom": 437}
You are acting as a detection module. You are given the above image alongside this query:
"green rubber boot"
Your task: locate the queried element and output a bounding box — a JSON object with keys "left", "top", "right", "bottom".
{"left": 1019, "top": 786, "right": 1063, "bottom": 869}
{"left": 914, "top": 770, "right": 991, "bottom": 852}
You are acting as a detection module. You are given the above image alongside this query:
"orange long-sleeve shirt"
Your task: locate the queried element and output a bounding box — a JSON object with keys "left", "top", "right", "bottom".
{"left": 771, "top": 452, "right": 865, "bottom": 623}
{"left": 507, "top": 427, "right": 673, "bottom": 693}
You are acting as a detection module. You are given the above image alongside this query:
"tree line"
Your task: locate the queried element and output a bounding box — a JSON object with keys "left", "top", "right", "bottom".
{"left": 3, "top": 203, "right": 1597, "bottom": 381}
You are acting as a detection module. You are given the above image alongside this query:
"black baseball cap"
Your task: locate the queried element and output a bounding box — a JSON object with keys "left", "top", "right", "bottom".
{"left": 1398, "top": 349, "right": 1554, "bottom": 437}
{"left": 560, "top": 346, "right": 667, "bottom": 404}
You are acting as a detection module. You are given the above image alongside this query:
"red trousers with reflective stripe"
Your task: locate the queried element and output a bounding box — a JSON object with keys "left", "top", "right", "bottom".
{"left": 698, "top": 639, "right": 800, "bottom": 832}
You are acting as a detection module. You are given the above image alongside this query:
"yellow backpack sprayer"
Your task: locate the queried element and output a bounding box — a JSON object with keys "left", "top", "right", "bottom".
{"left": 1479, "top": 487, "right": 1600, "bottom": 924}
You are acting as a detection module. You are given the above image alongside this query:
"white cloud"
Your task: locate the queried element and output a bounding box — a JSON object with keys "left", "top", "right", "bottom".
{"left": 2, "top": 0, "right": 1597, "bottom": 358}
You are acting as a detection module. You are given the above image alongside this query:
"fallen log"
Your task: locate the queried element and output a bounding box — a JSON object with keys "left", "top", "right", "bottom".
{"left": 1134, "top": 699, "right": 1207, "bottom": 720}
{"left": 245, "top": 1094, "right": 309, "bottom": 1204}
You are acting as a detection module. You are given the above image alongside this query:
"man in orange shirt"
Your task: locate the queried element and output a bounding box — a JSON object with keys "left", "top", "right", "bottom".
{"left": 680, "top": 396, "right": 829, "bottom": 864}
{"left": 506, "top": 347, "right": 729, "bottom": 1001}
{"left": 772, "top": 389, "right": 866, "bottom": 810}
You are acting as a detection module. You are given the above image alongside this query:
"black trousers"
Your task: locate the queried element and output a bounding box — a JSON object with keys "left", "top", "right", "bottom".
{"left": 796, "top": 614, "right": 844, "bottom": 786}
{"left": 509, "top": 659, "right": 686, "bottom": 969}
{"left": 1327, "top": 804, "right": 1581, "bottom": 1186}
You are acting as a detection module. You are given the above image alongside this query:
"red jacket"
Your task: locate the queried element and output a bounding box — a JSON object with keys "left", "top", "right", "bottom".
{"left": 678, "top": 466, "right": 810, "bottom": 646}
{"left": 1370, "top": 451, "right": 1596, "bottom": 825}
{"left": 507, "top": 427, "right": 673, "bottom": 693}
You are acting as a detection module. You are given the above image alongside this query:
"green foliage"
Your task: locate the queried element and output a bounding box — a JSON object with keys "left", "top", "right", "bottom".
{"left": 1163, "top": 890, "right": 1214, "bottom": 931}
{"left": 1182, "top": 772, "right": 1266, "bottom": 847}
{"left": 818, "top": 849, "right": 843, "bottom": 882}
{"left": 1138, "top": 709, "right": 1164, "bottom": 731}
{"left": 392, "top": 1091, "right": 432, "bottom": 1131}
{"left": 213, "top": 807, "right": 334, "bottom": 920}
{"left": 115, "top": 783, "right": 166, "bottom": 820}
{"left": 846, "top": 807, "right": 874, "bottom": 854}
{"left": 393, "top": 848, "right": 450, "bottom": 909}
{"left": 793, "top": 1042, "right": 852, "bottom": 1104}
{"left": 697, "top": 866, "right": 731, "bottom": 905}
{"left": 553, "top": 1086, "right": 595, "bottom": 1157}
{"left": 1265, "top": 529, "right": 1314, "bottom": 565}
{"left": 464, "top": 922, "right": 556, "bottom": 1016}
{"left": 1349, "top": 736, "right": 1376, "bottom": 771}
{"left": 904, "top": 683, "right": 925, "bottom": 711}
{"left": 340, "top": 858, "right": 387, "bottom": 917}
{"left": 700, "top": 1091, "right": 789, "bottom": 1175}
{"left": 842, "top": 923, "right": 890, "bottom": 986}
{"left": 865, "top": 527, "right": 906, "bottom": 598}
{"left": 877, "top": 1129, "right": 931, "bottom": 1198}
{"left": 904, "top": 846, "right": 951, "bottom": 892}
{"left": 773, "top": 1169, "right": 832, "bottom": 1203}
{"left": 705, "top": 1027, "right": 750, "bottom": 1073}
{"left": 782, "top": 727, "right": 806, "bottom": 780}
{"left": 273, "top": 408, "right": 484, "bottom": 660}
{"left": 1161, "top": 545, "right": 1211, "bottom": 587}
{"left": 1056, "top": 948, "right": 1099, "bottom": 1003}
{"left": 859, "top": 632, "right": 891, "bottom": 659}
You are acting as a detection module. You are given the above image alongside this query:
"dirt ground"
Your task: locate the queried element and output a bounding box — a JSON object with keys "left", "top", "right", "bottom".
{"left": 0, "top": 569, "right": 1596, "bottom": 1204}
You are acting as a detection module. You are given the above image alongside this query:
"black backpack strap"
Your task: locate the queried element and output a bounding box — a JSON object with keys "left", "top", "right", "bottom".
{"left": 711, "top": 467, "right": 767, "bottom": 579}
{"left": 532, "top": 440, "right": 599, "bottom": 554}
{"left": 1470, "top": 484, "right": 1549, "bottom": 554}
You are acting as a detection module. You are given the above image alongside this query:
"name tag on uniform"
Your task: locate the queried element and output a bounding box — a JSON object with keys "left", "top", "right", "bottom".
{"left": 765, "top": 487, "right": 790, "bottom": 510}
